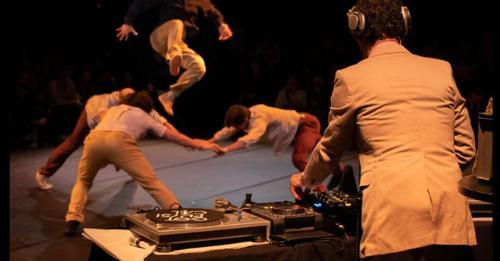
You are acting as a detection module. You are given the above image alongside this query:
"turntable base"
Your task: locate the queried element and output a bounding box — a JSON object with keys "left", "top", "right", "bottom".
{"left": 248, "top": 201, "right": 323, "bottom": 234}
{"left": 124, "top": 208, "right": 270, "bottom": 252}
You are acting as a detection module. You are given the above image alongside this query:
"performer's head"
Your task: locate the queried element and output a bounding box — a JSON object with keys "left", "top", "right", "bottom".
{"left": 124, "top": 90, "right": 154, "bottom": 113}
{"left": 119, "top": 87, "right": 136, "bottom": 103}
{"left": 224, "top": 105, "right": 251, "bottom": 130}
{"left": 347, "top": 0, "right": 411, "bottom": 48}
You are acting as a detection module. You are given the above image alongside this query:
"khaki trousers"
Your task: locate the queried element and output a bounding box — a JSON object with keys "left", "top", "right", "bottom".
{"left": 149, "top": 19, "right": 206, "bottom": 96}
{"left": 66, "top": 131, "right": 178, "bottom": 222}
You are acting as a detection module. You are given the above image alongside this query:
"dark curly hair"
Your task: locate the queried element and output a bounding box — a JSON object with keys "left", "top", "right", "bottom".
{"left": 224, "top": 105, "right": 250, "bottom": 128}
{"left": 352, "top": 0, "right": 408, "bottom": 45}
{"left": 123, "top": 90, "right": 154, "bottom": 113}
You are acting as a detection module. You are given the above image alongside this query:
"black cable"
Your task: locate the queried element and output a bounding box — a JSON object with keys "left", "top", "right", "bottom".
{"left": 354, "top": 190, "right": 363, "bottom": 261}
{"left": 336, "top": 166, "right": 347, "bottom": 194}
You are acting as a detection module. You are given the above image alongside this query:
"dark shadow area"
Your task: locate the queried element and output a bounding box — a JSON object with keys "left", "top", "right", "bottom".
{"left": 12, "top": 1, "right": 496, "bottom": 142}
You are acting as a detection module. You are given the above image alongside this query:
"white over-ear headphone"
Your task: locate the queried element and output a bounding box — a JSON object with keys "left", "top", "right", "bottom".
{"left": 347, "top": 5, "right": 411, "bottom": 37}
{"left": 400, "top": 5, "right": 411, "bottom": 38}
{"left": 347, "top": 6, "right": 365, "bottom": 32}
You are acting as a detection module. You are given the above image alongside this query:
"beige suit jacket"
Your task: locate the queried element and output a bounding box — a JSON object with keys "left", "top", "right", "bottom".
{"left": 303, "top": 42, "right": 477, "bottom": 257}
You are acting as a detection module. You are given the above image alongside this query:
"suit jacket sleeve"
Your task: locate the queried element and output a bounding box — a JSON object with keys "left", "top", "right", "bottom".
{"left": 302, "top": 71, "right": 356, "bottom": 187}
{"left": 449, "top": 65, "right": 476, "bottom": 169}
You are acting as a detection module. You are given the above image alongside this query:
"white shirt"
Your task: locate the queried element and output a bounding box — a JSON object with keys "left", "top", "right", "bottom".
{"left": 85, "top": 91, "right": 167, "bottom": 129}
{"left": 85, "top": 91, "right": 121, "bottom": 129}
{"left": 94, "top": 105, "right": 166, "bottom": 140}
{"left": 213, "top": 104, "right": 301, "bottom": 152}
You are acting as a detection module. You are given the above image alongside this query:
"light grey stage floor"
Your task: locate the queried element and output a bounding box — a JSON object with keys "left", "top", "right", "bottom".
{"left": 10, "top": 138, "right": 359, "bottom": 261}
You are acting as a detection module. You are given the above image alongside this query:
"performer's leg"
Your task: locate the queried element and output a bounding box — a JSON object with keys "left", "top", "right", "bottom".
{"left": 152, "top": 19, "right": 201, "bottom": 116}
{"left": 109, "top": 132, "right": 179, "bottom": 208}
{"left": 38, "top": 109, "right": 89, "bottom": 177}
{"left": 159, "top": 48, "right": 206, "bottom": 116}
{"left": 149, "top": 19, "right": 184, "bottom": 76}
{"left": 164, "top": 19, "right": 184, "bottom": 76}
{"left": 170, "top": 48, "right": 206, "bottom": 91}
{"left": 36, "top": 109, "right": 89, "bottom": 189}
{"left": 292, "top": 114, "right": 321, "bottom": 171}
{"left": 65, "top": 133, "right": 107, "bottom": 224}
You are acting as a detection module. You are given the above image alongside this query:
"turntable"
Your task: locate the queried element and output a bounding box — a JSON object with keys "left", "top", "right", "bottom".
{"left": 124, "top": 208, "right": 270, "bottom": 252}
{"left": 247, "top": 201, "right": 323, "bottom": 234}
{"left": 299, "top": 190, "right": 360, "bottom": 235}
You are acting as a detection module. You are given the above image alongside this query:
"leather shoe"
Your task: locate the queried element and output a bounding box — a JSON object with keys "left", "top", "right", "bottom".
{"left": 64, "top": 220, "right": 81, "bottom": 237}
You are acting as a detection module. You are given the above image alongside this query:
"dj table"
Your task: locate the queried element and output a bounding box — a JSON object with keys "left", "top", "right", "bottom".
{"left": 88, "top": 200, "right": 357, "bottom": 260}
{"left": 89, "top": 236, "right": 356, "bottom": 261}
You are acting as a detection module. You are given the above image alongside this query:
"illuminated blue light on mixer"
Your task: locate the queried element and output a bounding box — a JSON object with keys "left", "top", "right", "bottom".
{"left": 313, "top": 202, "right": 322, "bottom": 208}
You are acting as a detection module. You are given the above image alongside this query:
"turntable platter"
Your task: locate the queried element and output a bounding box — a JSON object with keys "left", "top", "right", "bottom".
{"left": 146, "top": 208, "right": 224, "bottom": 224}
{"left": 271, "top": 202, "right": 306, "bottom": 215}
{"left": 247, "top": 200, "right": 322, "bottom": 234}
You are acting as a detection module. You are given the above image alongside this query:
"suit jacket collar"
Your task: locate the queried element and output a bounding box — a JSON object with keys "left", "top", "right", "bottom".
{"left": 368, "top": 42, "right": 410, "bottom": 58}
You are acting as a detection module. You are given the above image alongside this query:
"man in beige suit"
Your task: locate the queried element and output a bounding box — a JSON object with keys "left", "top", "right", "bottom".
{"left": 290, "top": 0, "right": 477, "bottom": 260}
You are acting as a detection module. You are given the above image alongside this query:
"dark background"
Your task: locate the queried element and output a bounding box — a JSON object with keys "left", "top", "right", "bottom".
{"left": 12, "top": 0, "right": 496, "bottom": 142}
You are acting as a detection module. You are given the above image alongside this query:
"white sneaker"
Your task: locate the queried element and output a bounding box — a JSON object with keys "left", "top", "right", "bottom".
{"left": 35, "top": 171, "right": 53, "bottom": 190}
{"left": 158, "top": 91, "right": 175, "bottom": 116}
